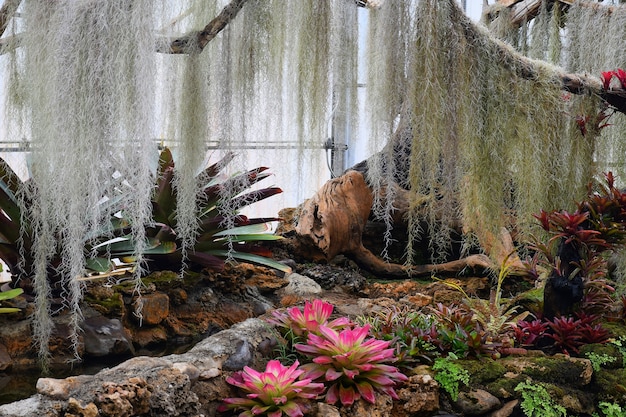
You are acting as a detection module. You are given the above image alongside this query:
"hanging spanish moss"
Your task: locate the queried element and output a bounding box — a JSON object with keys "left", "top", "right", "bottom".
{"left": 365, "top": 0, "right": 600, "bottom": 265}
{"left": 564, "top": 1, "right": 626, "bottom": 178}
{"left": 9, "top": 0, "right": 157, "bottom": 366}
{"left": 486, "top": 1, "right": 626, "bottom": 179}
{"left": 364, "top": 2, "right": 413, "bottom": 260}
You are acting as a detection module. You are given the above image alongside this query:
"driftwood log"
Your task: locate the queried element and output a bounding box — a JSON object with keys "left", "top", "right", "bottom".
{"left": 293, "top": 169, "right": 522, "bottom": 278}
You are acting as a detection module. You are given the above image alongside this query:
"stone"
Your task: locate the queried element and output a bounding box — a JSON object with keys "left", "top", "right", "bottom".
{"left": 340, "top": 395, "right": 394, "bottom": 417}
{"left": 37, "top": 375, "right": 95, "bottom": 400}
{"left": 487, "top": 400, "right": 519, "bottom": 417}
{"left": 198, "top": 368, "right": 221, "bottom": 380}
{"left": 281, "top": 273, "right": 323, "bottom": 295}
{"left": 403, "top": 292, "right": 433, "bottom": 307}
{"left": 95, "top": 377, "right": 151, "bottom": 417}
{"left": 82, "top": 316, "right": 133, "bottom": 357}
{"left": 0, "top": 319, "right": 33, "bottom": 360}
{"left": 168, "top": 288, "right": 187, "bottom": 305}
{"left": 132, "top": 326, "right": 168, "bottom": 348}
{"left": 455, "top": 389, "right": 501, "bottom": 415}
{"left": 172, "top": 362, "right": 200, "bottom": 382}
{"left": 300, "top": 264, "right": 367, "bottom": 291}
{"left": 66, "top": 397, "right": 98, "bottom": 417}
{"left": 222, "top": 339, "right": 252, "bottom": 371}
{"left": 397, "top": 374, "right": 440, "bottom": 416}
{"left": 0, "top": 397, "right": 42, "bottom": 417}
{"left": 315, "top": 402, "right": 341, "bottom": 417}
{"left": 561, "top": 393, "right": 595, "bottom": 415}
{"left": 133, "top": 292, "right": 170, "bottom": 326}
{"left": 0, "top": 344, "right": 11, "bottom": 371}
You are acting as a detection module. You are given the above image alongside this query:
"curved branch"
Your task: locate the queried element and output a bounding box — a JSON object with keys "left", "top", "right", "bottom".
{"left": 456, "top": 1, "right": 626, "bottom": 115}
{"left": 492, "top": 0, "right": 617, "bottom": 28}
{"left": 0, "top": 0, "right": 21, "bottom": 37}
{"left": 157, "top": 0, "right": 249, "bottom": 54}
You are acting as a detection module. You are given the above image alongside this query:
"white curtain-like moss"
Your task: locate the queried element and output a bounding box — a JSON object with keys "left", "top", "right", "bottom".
{"left": 10, "top": 0, "right": 157, "bottom": 366}
{"left": 366, "top": 0, "right": 604, "bottom": 265}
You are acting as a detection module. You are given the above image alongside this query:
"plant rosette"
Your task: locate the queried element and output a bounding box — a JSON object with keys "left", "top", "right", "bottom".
{"left": 267, "top": 299, "right": 352, "bottom": 337}
{"left": 218, "top": 359, "right": 325, "bottom": 417}
{"left": 295, "top": 324, "right": 408, "bottom": 406}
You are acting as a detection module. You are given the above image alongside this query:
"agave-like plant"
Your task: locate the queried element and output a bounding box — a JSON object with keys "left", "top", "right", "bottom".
{"left": 218, "top": 359, "right": 325, "bottom": 417}
{"left": 90, "top": 148, "right": 291, "bottom": 275}
{"left": 267, "top": 299, "right": 352, "bottom": 337}
{"left": 295, "top": 324, "right": 408, "bottom": 406}
{"left": 0, "top": 286, "right": 23, "bottom": 314}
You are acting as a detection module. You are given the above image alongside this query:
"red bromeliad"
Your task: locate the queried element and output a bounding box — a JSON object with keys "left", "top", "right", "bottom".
{"left": 295, "top": 324, "right": 408, "bottom": 406}
{"left": 218, "top": 360, "right": 325, "bottom": 417}
{"left": 601, "top": 68, "right": 626, "bottom": 90}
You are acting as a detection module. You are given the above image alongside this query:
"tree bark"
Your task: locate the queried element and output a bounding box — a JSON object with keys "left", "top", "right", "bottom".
{"left": 0, "top": 0, "right": 20, "bottom": 37}
{"left": 157, "top": 0, "right": 250, "bottom": 54}
{"left": 294, "top": 170, "right": 496, "bottom": 278}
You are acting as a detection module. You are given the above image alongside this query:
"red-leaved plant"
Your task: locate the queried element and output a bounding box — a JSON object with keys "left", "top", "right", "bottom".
{"left": 218, "top": 359, "right": 325, "bottom": 417}
{"left": 295, "top": 324, "right": 408, "bottom": 406}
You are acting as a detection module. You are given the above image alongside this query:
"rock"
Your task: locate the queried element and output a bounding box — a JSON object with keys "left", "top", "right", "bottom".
{"left": 172, "top": 362, "right": 200, "bottom": 382}
{"left": 300, "top": 264, "right": 367, "bottom": 291}
{"left": 168, "top": 288, "right": 188, "bottom": 306}
{"left": 82, "top": 316, "right": 133, "bottom": 357}
{"left": 454, "top": 389, "right": 501, "bottom": 415}
{"left": 36, "top": 375, "right": 95, "bottom": 400}
{"left": 0, "top": 397, "right": 42, "bottom": 417}
{"left": 340, "top": 395, "right": 394, "bottom": 417}
{"left": 403, "top": 292, "right": 433, "bottom": 307}
{"left": 487, "top": 400, "right": 519, "bottom": 417}
{"left": 66, "top": 397, "right": 98, "bottom": 417}
{"left": 198, "top": 368, "right": 221, "bottom": 380}
{"left": 561, "top": 393, "right": 595, "bottom": 415}
{"left": 222, "top": 339, "right": 252, "bottom": 371}
{"left": 0, "top": 344, "right": 11, "bottom": 371}
{"left": 132, "top": 325, "right": 168, "bottom": 348}
{"left": 397, "top": 373, "right": 440, "bottom": 416}
{"left": 133, "top": 292, "right": 170, "bottom": 326}
{"left": 281, "top": 273, "right": 323, "bottom": 295}
{"left": 95, "top": 377, "right": 151, "bottom": 417}
{"left": 315, "top": 402, "right": 341, "bottom": 417}
{"left": 144, "top": 368, "right": 199, "bottom": 416}
{"left": 0, "top": 319, "right": 34, "bottom": 363}
{"left": 560, "top": 355, "right": 593, "bottom": 386}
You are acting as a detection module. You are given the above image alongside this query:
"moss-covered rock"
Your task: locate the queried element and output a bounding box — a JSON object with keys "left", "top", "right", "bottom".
{"left": 594, "top": 368, "right": 626, "bottom": 405}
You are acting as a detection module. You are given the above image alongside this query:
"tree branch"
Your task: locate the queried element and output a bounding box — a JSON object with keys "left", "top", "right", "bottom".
{"left": 492, "top": 0, "right": 617, "bottom": 27}
{"left": 456, "top": 1, "right": 626, "bottom": 115}
{"left": 0, "top": 0, "right": 21, "bottom": 37}
{"left": 157, "top": 0, "right": 250, "bottom": 54}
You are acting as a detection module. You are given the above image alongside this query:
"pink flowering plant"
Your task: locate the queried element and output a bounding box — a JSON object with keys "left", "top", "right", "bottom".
{"left": 267, "top": 299, "right": 352, "bottom": 337}
{"left": 218, "top": 359, "right": 325, "bottom": 417}
{"left": 295, "top": 324, "right": 408, "bottom": 406}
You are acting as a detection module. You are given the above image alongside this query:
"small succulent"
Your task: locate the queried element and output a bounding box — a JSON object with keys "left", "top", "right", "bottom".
{"left": 218, "top": 359, "right": 325, "bottom": 417}
{"left": 363, "top": 306, "right": 439, "bottom": 366}
{"left": 295, "top": 324, "right": 408, "bottom": 406}
{"left": 267, "top": 299, "right": 352, "bottom": 337}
